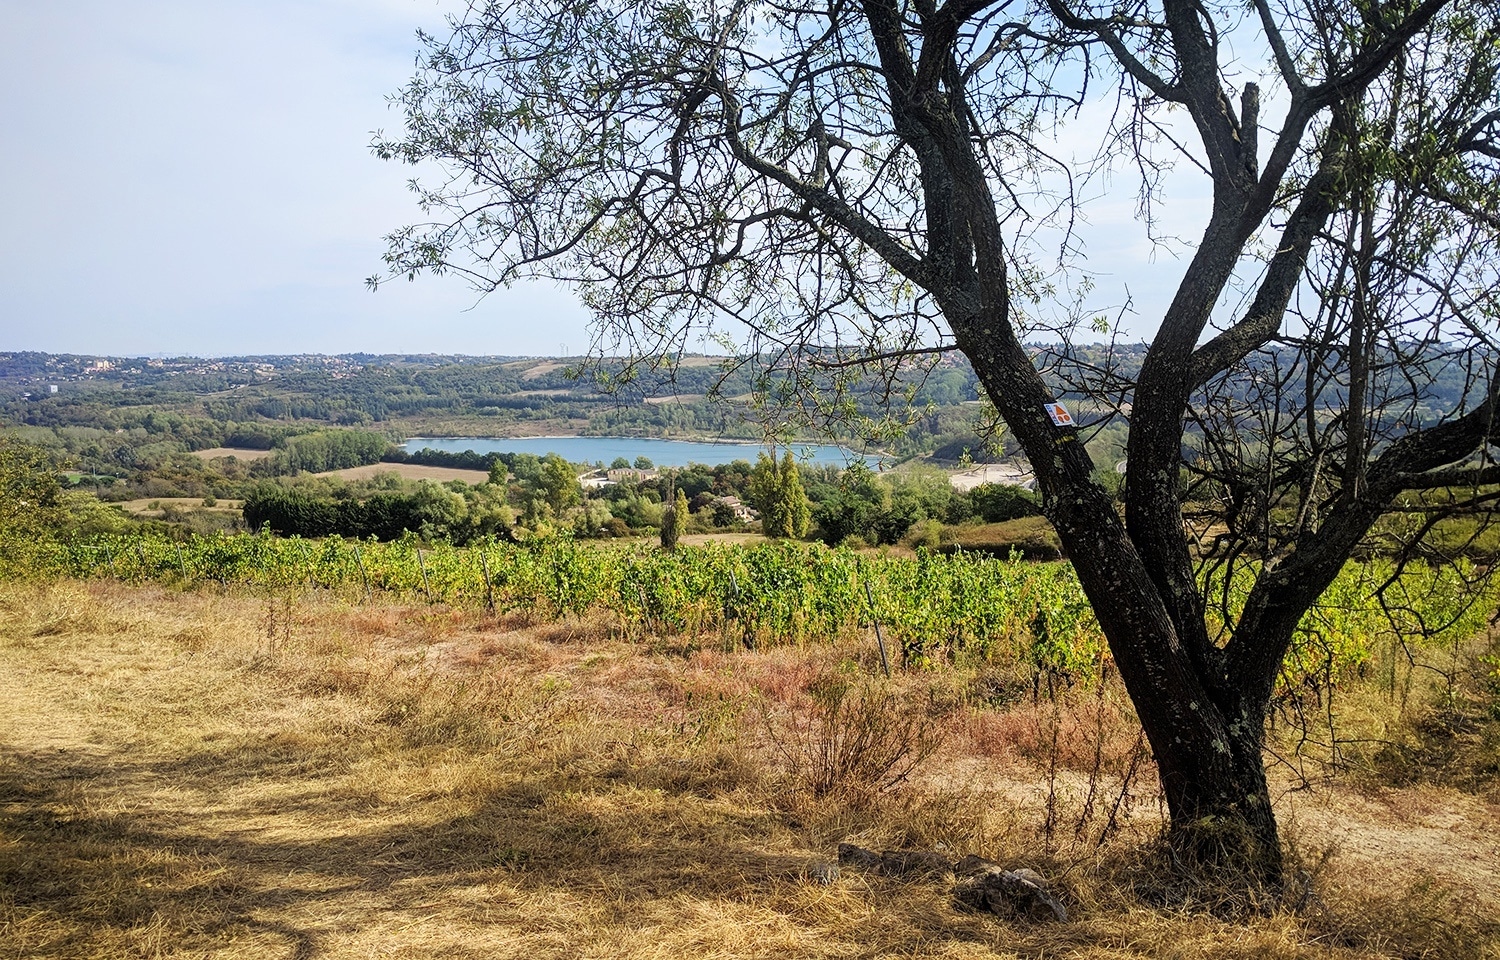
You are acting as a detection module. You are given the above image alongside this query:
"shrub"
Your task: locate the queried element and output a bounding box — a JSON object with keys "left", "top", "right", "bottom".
{"left": 969, "top": 483, "right": 1042, "bottom": 523}
{"left": 903, "top": 518, "right": 944, "bottom": 550}
{"left": 768, "top": 676, "right": 945, "bottom": 805}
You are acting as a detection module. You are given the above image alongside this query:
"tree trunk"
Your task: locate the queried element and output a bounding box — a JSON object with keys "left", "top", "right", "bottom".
{"left": 1150, "top": 702, "right": 1281, "bottom": 888}
{"left": 1060, "top": 498, "right": 1285, "bottom": 891}
{"left": 950, "top": 314, "right": 1286, "bottom": 891}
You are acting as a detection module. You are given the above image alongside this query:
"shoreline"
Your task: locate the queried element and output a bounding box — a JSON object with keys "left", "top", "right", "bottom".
{"left": 402, "top": 433, "right": 838, "bottom": 448}
{"left": 399, "top": 434, "right": 882, "bottom": 465}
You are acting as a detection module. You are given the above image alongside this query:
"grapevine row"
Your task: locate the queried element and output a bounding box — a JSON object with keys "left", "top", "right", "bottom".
{"left": 35, "top": 532, "right": 1494, "bottom": 687}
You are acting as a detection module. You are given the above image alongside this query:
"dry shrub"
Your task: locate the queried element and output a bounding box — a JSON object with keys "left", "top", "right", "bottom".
{"left": 343, "top": 605, "right": 407, "bottom": 639}
{"left": 746, "top": 649, "right": 828, "bottom": 706}
{"left": 965, "top": 696, "right": 1139, "bottom": 770}
{"left": 766, "top": 673, "right": 947, "bottom": 807}
{"left": 962, "top": 671, "right": 1162, "bottom": 856}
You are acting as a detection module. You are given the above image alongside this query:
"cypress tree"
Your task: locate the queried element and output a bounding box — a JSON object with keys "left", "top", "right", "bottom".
{"left": 778, "top": 451, "right": 810, "bottom": 539}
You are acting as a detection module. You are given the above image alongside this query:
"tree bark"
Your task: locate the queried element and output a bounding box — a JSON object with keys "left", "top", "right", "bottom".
{"left": 947, "top": 301, "right": 1288, "bottom": 887}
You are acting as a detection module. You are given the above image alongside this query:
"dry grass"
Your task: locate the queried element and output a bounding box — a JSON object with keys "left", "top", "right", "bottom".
{"left": 2, "top": 581, "right": 1497, "bottom": 959}
{"left": 116, "top": 498, "right": 246, "bottom": 517}
{"left": 191, "top": 448, "right": 274, "bottom": 462}
{"left": 313, "top": 464, "right": 492, "bottom": 484}
{"left": 940, "top": 519, "right": 1063, "bottom": 560}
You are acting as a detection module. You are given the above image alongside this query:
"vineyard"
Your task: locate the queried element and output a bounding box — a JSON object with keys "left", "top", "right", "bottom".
{"left": 31, "top": 531, "right": 1497, "bottom": 690}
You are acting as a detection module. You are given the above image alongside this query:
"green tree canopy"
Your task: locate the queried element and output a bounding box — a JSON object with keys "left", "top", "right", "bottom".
{"left": 0, "top": 437, "right": 66, "bottom": 575}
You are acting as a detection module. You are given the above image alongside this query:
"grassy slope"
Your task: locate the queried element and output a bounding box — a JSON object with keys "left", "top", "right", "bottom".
{"left": 1, "top": 581, "right": 1497, "bottom": 959}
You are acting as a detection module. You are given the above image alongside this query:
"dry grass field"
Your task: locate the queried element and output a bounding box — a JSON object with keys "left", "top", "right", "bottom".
{"left": 314, "top": 464, "right": 491, "bottom": 484}
{"left": 2, "top": 580, "right": 1497, "bottom": 959}
{"left": 191, "top": 449, "right": 274, "bottom": 462}
{"left": 116, "top": 498, "right": 246, "bottom": 518}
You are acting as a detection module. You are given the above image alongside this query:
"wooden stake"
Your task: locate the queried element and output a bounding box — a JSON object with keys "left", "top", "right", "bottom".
{"left": 864, "top": 580, "right": 891, "bottom": 678}
{"left": 353, "top": 545, "right": 371, "bottom": 602}
{"left": 480, "top": 549, "right": 494, "bottom": 612}
{"left": 417, "top": 548, "right": 432, "bottom": 602}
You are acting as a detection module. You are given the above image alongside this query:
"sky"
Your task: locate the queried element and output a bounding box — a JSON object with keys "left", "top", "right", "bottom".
{"left": 0, "top": 1, "right": 1214, "bottom": 360}
{"left": 0, "top": 0, "right": 595, "bottom": 358}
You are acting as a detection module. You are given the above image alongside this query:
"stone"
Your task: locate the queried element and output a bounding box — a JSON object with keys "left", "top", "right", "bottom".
{"left": 953, "top": 866, "right": 1068, "bottom": 923}
{"left": 878, "top": 849, "right": 953, "bottom": 879}
{"left": 837, "top": 842, "right": 882, "bottom": 870}
{"left": 805, "top": 861, "right": 840, "bottom": 885}
{"left": 953, "top": 854, "right": 1004, "bottom": 877}
{"left": 836, "top": 843, "right": 953, "bottom": 880}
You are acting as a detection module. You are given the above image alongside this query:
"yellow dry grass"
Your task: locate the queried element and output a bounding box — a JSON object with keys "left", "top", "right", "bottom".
{"left": 192, "top": 448, "right": 274, "bottom": 462}
{"left": 116, "top": 498, "right": 245, "bottom": 516}
{"left": 1, "top": 581, "right": 1496, "bottom": 959}
{"left": 314, "top": 464, "right": 491, "bottom": 484}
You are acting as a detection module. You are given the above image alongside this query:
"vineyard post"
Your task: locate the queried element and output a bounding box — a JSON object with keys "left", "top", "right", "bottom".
{"left": 636, "top": 584, "right": 653, "bottom": 639}
{"left": 480, "top": 548, "right": 494, "bottom": 612}
{"left": 353, "top": 544, "right": 371, "bottom": 602}
{"left": 729, "top": 569, "right": 753, "bottom": 651}
{"left": 551, "top": 548, "right": 562, "bottom": 618}
{"left": 417, "top": 548, "right": 433, "bottom": 603}
{"left": 863, "top": 580, "right": 891, "bottom": 679}
{"left": 175, "top": 542, "right": 187, "bottom": 581}
{"left": 104, "top": 541, "right": 114, "bottom": 577}
{"left": 297, "top": 542, "right": 313, "bottom": 590}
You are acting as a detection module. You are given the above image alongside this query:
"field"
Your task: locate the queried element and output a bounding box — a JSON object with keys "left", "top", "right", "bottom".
{"left": 192, "top": 448, "right": 274, "bottom": 462}
{"left": 116, "top": 498, "right": 246, "bottom": 519}
{"left": 313, "top": 463, "right": 492, "bottom": 484}
{"left": 2, "top": 571, "right": 1498, "bottom": 958}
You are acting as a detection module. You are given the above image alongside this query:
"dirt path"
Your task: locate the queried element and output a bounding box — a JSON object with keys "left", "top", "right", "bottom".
{"left": 1280, "top": 781, "right": 1500, "bottom": 904}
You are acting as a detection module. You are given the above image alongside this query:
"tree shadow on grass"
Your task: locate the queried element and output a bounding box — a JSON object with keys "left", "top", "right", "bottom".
{"left": 0, "top": 737, "right": 1017, "bottom": 959}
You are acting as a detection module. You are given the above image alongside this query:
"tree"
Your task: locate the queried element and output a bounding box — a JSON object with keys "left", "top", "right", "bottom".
{"left": 748, "top": 451, "right": 811, "bottom": 538}
{"left": 747, "top": 454, "right": 778, "bottom": 531}
{"left": 779, "top": 451, "right": 811, "bottom": 539}
{"left": 969, "top": 484, "right": 1042, "bottom": 524}
{"left": 375, "top": 0, "right": 1500, "bottom": 886}
{"left": 813, "top": 462, "right": 889, "bottom": 546}
{"left": 0, "top": 437, "right": 66, "bottom": 577}
{"left": 537, "top": 453, "right": 582, "bottom": 513}
{"left": 661, "top": 486, "right": 689, "bottom": 549}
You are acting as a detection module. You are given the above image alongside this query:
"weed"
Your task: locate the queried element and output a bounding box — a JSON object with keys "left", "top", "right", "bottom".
{"left": 765, "top": 673, "right": 947, "bottom": 806}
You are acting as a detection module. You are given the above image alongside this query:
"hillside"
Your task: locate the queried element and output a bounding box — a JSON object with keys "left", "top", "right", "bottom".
{"left": 3, "top": 579, "right": 1497, "bottom": 959}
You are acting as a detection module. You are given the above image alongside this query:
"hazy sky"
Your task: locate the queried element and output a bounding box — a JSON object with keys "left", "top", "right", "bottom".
{"left": 0, "top": 1, "right": 1209, "bottom": 359}
{"left": 0, "top": 0, "right": 596, "bottom": 358}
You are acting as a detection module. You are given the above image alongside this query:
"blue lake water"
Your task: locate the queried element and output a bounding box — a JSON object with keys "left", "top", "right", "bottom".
{"left": 402, "top": 436, "right": 872, "bottom": 468}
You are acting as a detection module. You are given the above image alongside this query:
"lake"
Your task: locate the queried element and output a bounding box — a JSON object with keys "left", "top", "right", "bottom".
{"left": 402, "top": 436, "right": 872, "bottom": 468}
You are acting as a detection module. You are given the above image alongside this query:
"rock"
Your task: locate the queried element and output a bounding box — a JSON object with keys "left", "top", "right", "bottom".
{"left": 954, "top": 866, "right": 1068, "bottom": 923}
{"left": 953, "top": 854, "right": 1004, "bottom": 877}
{"left": 836, "top": 843, "right": 953, "bottom": 879}
{"left": 805, "top": 861, "right": 840, "bottom": 885}
{"left": 837, "top": 842, "right": 882, "bottom": 870}
{"left": 878, "top": 849, "right": 953, "bottom": 879}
